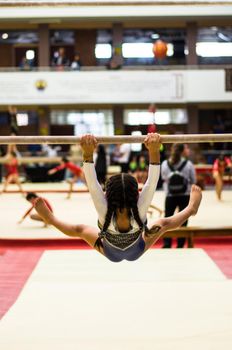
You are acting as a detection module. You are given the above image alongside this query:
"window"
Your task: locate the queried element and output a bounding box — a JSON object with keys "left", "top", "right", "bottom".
{"left": 124, "top": 110, "right": 155, "bottom": 125}
{"left": 95, "top": 44, "right": 112, "bottom": 59}
{"left": 122, "top": 43, "right": 174, "bottom": 58}
{"left": 124, "top": 109, "right": 187, "bottom": 125}
{"left": 196, "top": 42, "right": 232, "bottom": 57}
{"left": 197, "top": 27, "right": 232, "bottom": 63}
{"left": 16, "top": 113, "right": 29, "bottom": 126}
{"left": 131, "top": 131, "right": 142, "bottom": 152}
{"left": 0, "top": 31, "right": 38, "bottom": 44}
{"left": 26, "top": 50, "right": 35, "bottom": 60}
{"left": 50, "top": 30, "right": 74, "bottom": 45}
{"left": 51, "top": 110, "right": 114, "bottom": 136}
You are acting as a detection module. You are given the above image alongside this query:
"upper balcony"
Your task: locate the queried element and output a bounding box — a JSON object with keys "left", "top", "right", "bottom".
{"left": 0, "top": 65, "right": 231, "bottom": 105}
{"left": 0, "top": 1, "right": 231, "bottom": 105}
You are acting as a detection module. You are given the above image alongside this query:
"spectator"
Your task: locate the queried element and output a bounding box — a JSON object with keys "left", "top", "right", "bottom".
{"left": 0, "top": 146, "right": 5, "bottom": 182}
{"left": 137, "top": 155, "right": 148, "bottom": 184}
{"left": 7, "top": 131, "right": 21, "bottom": 158}
{"left": 115, "top": 143, "right": 131, "bottom": 173}
{"left": 129, "top": 155, "right": 138, "bottom": 176}
{"left": 19, "top": 56, "right": 32, "bottom": 71}
{"left": 7, "top": 106, "right": 18, "bottom": 134}
{"left": 161, "top": 143, "right": 196, "bottom": 248}
{"left": 42, "top": 144, "right": 60, "bottom": 158}
{"left": 106, "top": 58, "right": 121, "bottom": 70}
{"left": 71, "top": 53, "right": 82, "bottom": 70}
{"left": 51, "top": 47, "right": 70, "bottom": 69}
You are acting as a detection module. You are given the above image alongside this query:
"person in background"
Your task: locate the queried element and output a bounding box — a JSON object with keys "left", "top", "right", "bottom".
{"left": 161, "top": 143, "right": 196, "bottom": 248}
{"left": 7, "top": 105, "right": 19, "bottom": 134}
{"left": 18, "top": 192, "right": 53, "bottom": 227}
{"left": 71, "top": 53, "right": 82, "bottom": 71}
{"left": 19, "top": 56, "right": 32, "bottom": 71}
{"left": 0, "top": 146, "right": 6, "bottom": 182}
{"left": 128, "top": 155, "right": 163, "bottom": 216}
{"left": 106, "top": 58, "right": 121, "bottom": 70}
{"left": 129, "top": 155, "right": 138, "bottom": 177}
{"left": 42, "top": 144, "right": 60, "bottom": 158}
{"left": 70, "top": 144, "right": 83, "bottom": 166}
{"left": 48, "top": 157, "right": 85, "bottom": 199}
{"left": 0, "top": 152, "right": 24, "bottom": 196}
{"left": 115, "top": 143, "right": 131, "bottom": 173}
{"left": 137, "top": 155, "right": 148, "bottom": 184}
{"left": 7, "top": 131, "right": 21, "bottom": 157}
{"left": 51, "top": 47, "right": 70, "bottom": 69}
{"left": 212, "top": 154, "right": 232, "bottom": 201}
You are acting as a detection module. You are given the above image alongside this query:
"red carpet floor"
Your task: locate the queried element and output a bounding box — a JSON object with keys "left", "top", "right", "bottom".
{"left": 0, "top": 238, "right": 231, "bottom": 320}
{"left": 0, "top": 249, "right": 43, "bottom": 319}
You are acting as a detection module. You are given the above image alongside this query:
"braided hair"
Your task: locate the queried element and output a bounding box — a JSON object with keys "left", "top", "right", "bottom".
{"left": 95, "top": 173, "right": 147, "bottom": 249}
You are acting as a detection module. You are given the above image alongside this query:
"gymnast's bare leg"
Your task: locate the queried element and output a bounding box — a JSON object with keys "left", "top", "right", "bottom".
{"left": 144, "top": 185, "right": 202, "bottom": 250}
{"left": 34, "top": 198, "right": 104, "bottom": 254}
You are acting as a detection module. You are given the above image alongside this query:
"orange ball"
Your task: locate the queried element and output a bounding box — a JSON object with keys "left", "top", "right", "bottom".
{"left": 153, "top": 40, "right": 168, "bottom": 59}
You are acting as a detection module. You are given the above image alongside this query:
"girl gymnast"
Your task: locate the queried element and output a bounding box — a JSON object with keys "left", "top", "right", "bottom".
{"left": 18, "top": 192, "right": 53, "bottom": 227}
{"left": 212, "top": 154, "right": 232, "bottom": 201}
{"left": 0, "top": 151, "right": 24, "bottom": 196}
{"left": 48, "top": 157, "right": 85, "bottom": 199}
{"left": 34, "top": 133, "right": 202, "bottom": 263}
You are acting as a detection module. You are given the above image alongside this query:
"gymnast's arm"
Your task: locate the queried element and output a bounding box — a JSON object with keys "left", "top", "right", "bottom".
{"left": 83, "top": 163, "right": 107, "bottom": 224}
{"left": 138, "top": 164, "right": 160, "bottom": 221}
{"left": 137, "top": 133, "right": 161, "bottom": 221}
{"left": 80, "top": 135, "right": 107, "bottom": 225}
{"left": 18, "top": 205, "right": 34, "bottom": 224}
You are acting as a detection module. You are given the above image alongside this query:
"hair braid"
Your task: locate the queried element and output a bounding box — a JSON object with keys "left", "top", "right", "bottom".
{"left": 131, "top": 206, "right": 146, "bottom": 231}
{"left": 99, "top": 173, "right": 145, "bottom": 239}
{"left": 101, "top": 205, "right": 115, "bottom": 234}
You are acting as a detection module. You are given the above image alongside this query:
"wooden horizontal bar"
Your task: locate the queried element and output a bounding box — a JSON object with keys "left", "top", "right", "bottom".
{"left": 1, "top": 1, "right": 230, "bottom": 7}
{"left": 0, "top": 133, "right": 231, "bottom": 145}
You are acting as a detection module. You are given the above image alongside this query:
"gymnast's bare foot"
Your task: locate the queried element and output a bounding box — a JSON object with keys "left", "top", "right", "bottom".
{"left": 189, "top": 185, "right": 202, "bottom": 215}
{"left": 34, "top": 198, "right": 53, "bottom": 225}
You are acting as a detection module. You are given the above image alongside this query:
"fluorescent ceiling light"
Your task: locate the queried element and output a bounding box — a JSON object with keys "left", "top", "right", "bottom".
{"left": 26, "top": 50, "right": 35, "bottom": 60}
{"left": 196, "top": 42, "right": 232, "bottom": 57}
{"left": 151, "top": 34, "right": 160, "bottom": 39}
{"left": 131, "top": 131, "right": 142, "bottom": 152}
{"left": 2, "top": 33, "right": 8, "bottom": 39}
{"left": 16, "top": 113, "right": 28, "bottom": 126}
{"left": 95, "top": 43, "right": 112, "bottom": 59}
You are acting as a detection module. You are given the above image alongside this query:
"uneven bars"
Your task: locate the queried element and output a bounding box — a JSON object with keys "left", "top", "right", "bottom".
{"left": 0, "top": 134, "right": 231, "bottom": 145}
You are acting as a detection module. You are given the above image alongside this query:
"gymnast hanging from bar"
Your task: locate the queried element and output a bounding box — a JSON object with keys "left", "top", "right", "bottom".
{"left": 34, "top": 133, "right": 202, "bottom": 263}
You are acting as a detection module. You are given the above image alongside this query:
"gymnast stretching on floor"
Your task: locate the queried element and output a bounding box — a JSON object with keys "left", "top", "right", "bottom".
{"left": 34, "top": 133, "right": 202, "bottom": 262}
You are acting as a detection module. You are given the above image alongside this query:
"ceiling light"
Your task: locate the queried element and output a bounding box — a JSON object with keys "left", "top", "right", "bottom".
{"left": 2, "top": 33, "right": 8, "bottom": 40}
{"left": 151, "top": 34, "right": 160, "bottom": 39}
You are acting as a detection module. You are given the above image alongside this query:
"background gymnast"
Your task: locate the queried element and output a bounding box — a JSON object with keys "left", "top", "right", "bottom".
{"left": 212, "top": 154, "right": 232, "bottom": 201}
{"left": 18, "top": 192, "right": 53, "bottom": 227}
{"left": 48, "top": 157, "right": 85, "bottom": 199}
{"left": 0, "top": 151, "right": 24, "bottom": 196}
{"left": 34, "top": 133, "right": 202, "bottom": 263}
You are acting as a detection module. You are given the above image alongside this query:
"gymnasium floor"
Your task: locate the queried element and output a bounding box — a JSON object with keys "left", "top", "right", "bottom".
{"left": 0, "top": 185, "right": 232, "bottom": 349}
{"left": 0, "top": 183, "right": 232, "bottom": 239}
